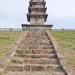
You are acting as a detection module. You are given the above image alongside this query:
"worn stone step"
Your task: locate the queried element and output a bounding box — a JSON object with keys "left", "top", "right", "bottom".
{"left": 5, "top": 64, "right": 24, "bottom": 72}
{"left": 38, "top": 42, "right": 51, "bottom": 45}
{"left": 2, "top": 72, "right": 24, "bottom": 75}
{"left": 36, "top": 36, "right": 50, "bottom": 39}
{"left": 25, "top": 32, "right": 33, "bottom": 37}
{"left": 19, "top": 45, "right": 54, "bottom": 50}
{"left": 35, "top": 39, "right": 50, "bottom": 41}
{"left": 38, "top": 45, "right": 54, "bottom": 49}
{"left": 36, "top": 35, "right": 48, "bottom": 37}
{"left": 11, "top": 58, "right": 59, "bottom": 64}
{"left": 23, "top": 38, "right": 51, "bottom": 41}
{"left": 5, "top": 63, "right": 62, "bottom": 72}
{"left": 22, "top": 40, "right": 52, "bottom": 45}
{"left": 18, "top": 45, "right": 38, "bottom": 50}
{"left": 22, "top": 38, "right": 50, "bottom": 43}
{"left": 24, "top": 58, "right": 59, "bottom": 64}
{"left": 3, "top": 71, "right": 66, "bottom": 75}
{"left": 16, "top": 49, "right": 54, "bottom": 54}
{"left": 25, "top": 71, "right": 66, "bottom": 75}
{"left": 11, "top": 58, "right": 24, "bottom": 64}
{"left": 15, "top": 54, "right": 56, "bottom": 58}
{"left": 22, "top": 40, "right": 36, "bottom": 44}
{"left": 19, "top": 44, "right": 53, "bottom": 50}
{"left": 24, "top": 64, "right": 63, "bottom": 72}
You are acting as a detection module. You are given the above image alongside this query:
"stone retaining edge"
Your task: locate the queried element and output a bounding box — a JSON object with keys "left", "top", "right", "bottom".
{"left": 46, "top": 31, "right": 72, "bottom": 75}
{"left": 0, "top": 31, "right": 28, "bottom": 74}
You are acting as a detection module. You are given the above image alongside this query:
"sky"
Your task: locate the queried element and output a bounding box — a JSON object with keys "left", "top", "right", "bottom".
{"left": 0, "top": 0, "right": 75, "bottom": 29}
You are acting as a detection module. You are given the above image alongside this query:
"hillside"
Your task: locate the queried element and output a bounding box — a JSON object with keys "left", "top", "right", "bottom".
{"left": 0, "top": 31, "right": 75, "bottom": 74}
{"left": 0, "top": 31, "right": 22, "bottom": 57}
{"left": 52, "top": 31, "right": 75, "bottom": 75}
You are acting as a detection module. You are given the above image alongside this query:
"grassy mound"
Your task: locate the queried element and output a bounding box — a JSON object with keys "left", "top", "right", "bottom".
{"left": 52, "top": 31, "right": 75, "bottom": 74}
{"left": 0, "top": 31, "right": 22, "bottom": 57}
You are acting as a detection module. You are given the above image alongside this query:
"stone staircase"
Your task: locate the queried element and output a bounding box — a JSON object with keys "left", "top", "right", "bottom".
{"left": 2, "top": 31, "right": 67, "bottom": 75}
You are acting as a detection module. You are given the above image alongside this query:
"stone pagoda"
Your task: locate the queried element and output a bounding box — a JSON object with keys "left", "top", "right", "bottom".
{"left": 22, "top": 0, "right": 53, "bottom": 31}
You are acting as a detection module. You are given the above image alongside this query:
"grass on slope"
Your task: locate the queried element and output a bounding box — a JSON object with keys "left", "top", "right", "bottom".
{"left": 0, "top": 31, "right": 22, "bottom": 57}
{"left": 52, "top": 31, "right": 75, "bottom": 74}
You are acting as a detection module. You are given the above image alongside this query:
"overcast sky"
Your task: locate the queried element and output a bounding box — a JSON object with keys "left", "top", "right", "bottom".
{"left": 0, "top": 0, "right": 75, "bottom": 29}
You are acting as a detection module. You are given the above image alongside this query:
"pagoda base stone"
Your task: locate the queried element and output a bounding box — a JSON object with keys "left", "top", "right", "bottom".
{"left": 22, "top": 24, "right": 53, "bottom": 31}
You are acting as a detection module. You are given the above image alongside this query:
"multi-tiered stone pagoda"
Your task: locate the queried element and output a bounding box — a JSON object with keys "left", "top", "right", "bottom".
{"left": 22, "top": 0, "right": 53, "bottom": 31}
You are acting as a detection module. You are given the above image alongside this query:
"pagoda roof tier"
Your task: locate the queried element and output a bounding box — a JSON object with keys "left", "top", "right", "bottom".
{"left": 29, "top": 1, "right": 46, "bottom": 7}
{"left": 22, "top": 24, "right": 53, "bottom": 31}
{"left": 27, "top": 14, "right": 48, "bottom": 22}
{"left": 22, "top": 24, "right": 53, "bottom": 27}
{"left": 28, "top": 7, "right": 47, "bottom": 13}
{"left": 31, "top": 0, "right": 45, "bottom": 1}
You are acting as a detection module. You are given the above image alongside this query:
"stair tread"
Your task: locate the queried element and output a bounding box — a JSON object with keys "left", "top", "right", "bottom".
{"left": 3, "top": 71, "right": 65, "bottom": 75}
{"left": 18, "top": 49, "right": 53, "bottom": 51}
{"left": 7, "top": 63, "right": 60, "bottom": 67}
{"left": 11, "top": 57, "right": 58, "bottom": 64}
{"left": 15, "top": 54, "right": 55, "bottom": 55}
{"left": 11, "top": 57, "right": 57, "bottom": 60}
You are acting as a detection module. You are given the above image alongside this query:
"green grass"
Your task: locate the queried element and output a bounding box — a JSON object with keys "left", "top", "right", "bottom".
{"left": 52, "top": 31, "right": 75, "bottom": 74}
{"left": 0, "top": 31, "right": 22, "bottom": 57}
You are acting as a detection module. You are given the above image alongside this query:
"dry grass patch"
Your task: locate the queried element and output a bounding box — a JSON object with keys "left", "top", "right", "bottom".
{"left": 0, "top": 31, "right": 23, "bottom": 57}
{"left": 52, "top": 31, "right": 75, "bottom": 74}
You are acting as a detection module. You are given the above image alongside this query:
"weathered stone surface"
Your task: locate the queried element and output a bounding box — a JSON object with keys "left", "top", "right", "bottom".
{"left": 6, "top": 64, "right": 24, "bottom": 71}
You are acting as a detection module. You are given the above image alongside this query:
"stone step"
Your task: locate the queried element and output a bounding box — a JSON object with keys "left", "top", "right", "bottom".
{"left": 38, "top": 42, "right": 51, "bottom": 45}
{"left": 19, "top": 45, "right": 54, "bottom": 50}
{"left": 24, "top": 58, "right": 59, "bottom": 64}
{"left": 23, "top": 37, "right": 50, "bottom": 41}
{"left": 35, "top": 39, "right": 51, "bottom": 42}
{"left": 15, "top": 54, "right": 56, "bottom": 58}
{"left": 18, "top": 45, "right": 38, "bottom": 50}
{"left": 35, "top": 36, "right": 50, "bottom": 39}
{"left": 19, "top": 44, "right": 53, "bottom": 49}
{"left": 22, "top": 37, "right": 50, "bottom": 42}
{"left": 38, "top": 45, "right": 54, "bottom": 49}
{"left": 16, "top": 49, "right": 54, "bottom": 54}
{"left": 5, "top": 63, "right": 62, "bottom": 72}
{"left": 24, "top": 64, "right": 62, "bottom": 71}
{"left": 25, "top": 32, "right": 33, "bottom": 37}
{"left": 20, "top": 37, "right": 52, "bottom": 42}
{"left": 11, "top": 58, "right": 24, "bottom": 64}
{"left": 22, "top": 40, "right": 52, "bottom": 45}
{"left": 35, "top": 35, "right": 48, "bottom": 38}
{"left": 3, "top": 71, "right": 66, "bottom": 75}
{"left": 5, "top": 64, "right": 24, "bottom": 72}
{"left": 3, "top": 72, "right": 24, "bottom": 75}
{"left": 11, "top": 58, "right": 59, "bottom": 64}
